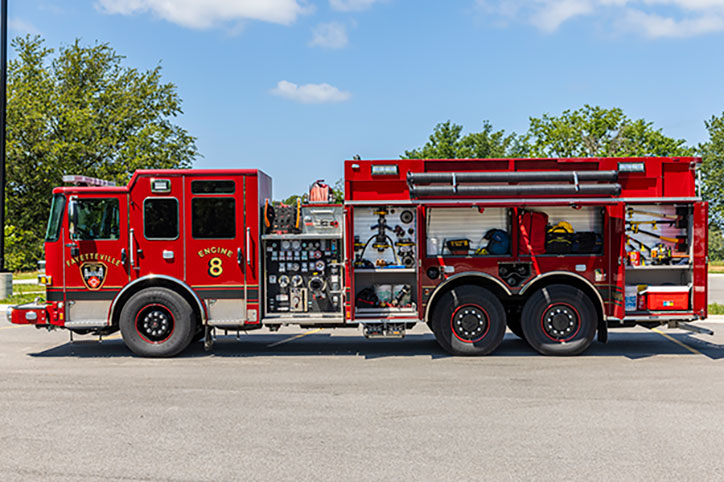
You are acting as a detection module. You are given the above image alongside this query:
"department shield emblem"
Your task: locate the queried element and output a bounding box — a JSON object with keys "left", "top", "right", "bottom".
{"left": 80, "top": 261, "right": 108, "bottom": 290}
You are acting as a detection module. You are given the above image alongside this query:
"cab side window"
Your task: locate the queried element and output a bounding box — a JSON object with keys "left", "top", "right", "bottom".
{"left": 191, "top": 198, "right": 236, "bottom": 239}
{"left": 72, "top": 198, "right": 120, "bottom": 240}
{"left": 144, "top": 198, "right": 179, "bottom": 240}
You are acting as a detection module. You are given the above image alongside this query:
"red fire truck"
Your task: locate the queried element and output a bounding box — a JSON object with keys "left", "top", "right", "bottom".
{"left": 8, "top": 157, "right": 709, "bottom": 357}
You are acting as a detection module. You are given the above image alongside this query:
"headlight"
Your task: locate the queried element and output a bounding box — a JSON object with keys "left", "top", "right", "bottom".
{"left": 6, "top": 307, "right": 13, "bottom": 323}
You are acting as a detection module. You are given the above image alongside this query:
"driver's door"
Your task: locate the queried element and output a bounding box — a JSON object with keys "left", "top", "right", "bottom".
{"left": 64, "top": 193, "right": 129, "bottom": 329}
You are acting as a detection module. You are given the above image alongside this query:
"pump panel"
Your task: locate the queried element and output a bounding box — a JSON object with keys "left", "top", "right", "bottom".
{"left": 262, "top": 206, "right": 344, "bottom": 322}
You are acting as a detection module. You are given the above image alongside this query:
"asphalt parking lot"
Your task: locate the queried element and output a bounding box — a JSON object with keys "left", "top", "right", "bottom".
{"left": 2, "top": 316, "right": 724, "bottom": 482}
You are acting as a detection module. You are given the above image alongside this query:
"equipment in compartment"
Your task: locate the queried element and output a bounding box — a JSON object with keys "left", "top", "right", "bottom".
{"left": 637, "top": 286, "right": 690, "bottom": 311}
{"left": 264, "top": 198, "right": 302, "bottom": 234}
{"left": 355, "top": 284, "right": 414, "bottom": 310}
{"left": 625, "top": 205, "right": 692, "bottom": 266}
{"left": 518, "top": 210, "right": 548, "bottom": 254}
{"left": 546, "top": 222, "right": 575, "bottom": 254}
{"left": 353, "top": 206, "right": 417, "bottom": 269}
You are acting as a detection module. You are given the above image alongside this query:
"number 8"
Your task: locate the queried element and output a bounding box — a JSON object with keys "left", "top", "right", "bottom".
{"left": 208, "top": 257, "right": 223, "bottom": 277}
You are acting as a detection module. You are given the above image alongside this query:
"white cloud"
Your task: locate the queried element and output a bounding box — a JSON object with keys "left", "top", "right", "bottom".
{"left": 9, "top": 18, "right": 40, "bottom": 35}
{"left": 623, "top": 8, "right": 724, "bottom": 37}
{"left": 330, "top": 0, "right": 383, "bottom": 12}
{"left": 270, "top": 80, "right": 351, "bottom": 104}
{"left": 310, "top": 22, "right": 349, "bottom": 48}
{"left": 96, "top": 0, "right": 310, "bottom": 29}
{"left": 476, "top": 0, "right": 724, "bottom": 37}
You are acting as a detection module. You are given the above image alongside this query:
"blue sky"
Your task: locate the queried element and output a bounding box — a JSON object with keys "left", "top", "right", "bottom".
{"left": 9, "top": 0, "right": 724, "bottom": 198}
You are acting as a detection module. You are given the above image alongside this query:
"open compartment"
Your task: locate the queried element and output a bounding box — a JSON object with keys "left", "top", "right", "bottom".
{"left": 517, "top": 206, "right": 604, "bottom": 256}
{"left": 425, "top": 207, "right": 511, "bottom": 257}
{"left": 623, "top": 203, "right": 693, "bottom": 314}
{"left": 351, "top": 206, "right": 418, "bottom": 318}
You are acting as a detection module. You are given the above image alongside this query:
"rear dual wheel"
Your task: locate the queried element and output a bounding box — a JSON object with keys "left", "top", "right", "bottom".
{"left": 431, "top": 285, "right": 506, "bottom": 356}
{"left": 520, "top": 284, "right": 597, "bottom": 356}
{"left": 119, "top": 288, "right": 195, "bottom": 357}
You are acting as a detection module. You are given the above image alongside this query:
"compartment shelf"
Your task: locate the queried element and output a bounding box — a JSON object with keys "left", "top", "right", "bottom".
{"left": 354, "top": 268, "right": 416, "bottom": 273}
{"left": 356, "top": 307, "right": 418, "bottom": 316}
{"left": 626, "top": 265, "right": 691, "bottom": 270}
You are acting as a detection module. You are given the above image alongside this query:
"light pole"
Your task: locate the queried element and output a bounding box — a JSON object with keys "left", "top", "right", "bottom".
{"left": 0, "top": 0, "right": 9, "bottom": 299}
{"left": 0, "top": 0, "right": 6, "bottom": 274}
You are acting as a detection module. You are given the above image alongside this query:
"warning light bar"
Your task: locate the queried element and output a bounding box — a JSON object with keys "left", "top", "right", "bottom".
{"left": 62, "top": 175, "right": 116, "bottom": 187}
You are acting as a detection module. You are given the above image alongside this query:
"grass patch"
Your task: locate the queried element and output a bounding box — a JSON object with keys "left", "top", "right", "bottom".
{"left": 13, "top": 271, "right": 40, "bottom": 281}
{"left": 711, "top": 262, "right": 724, "bottom": 273}
{"left": 710, "top": 304, "right": 724, "bottom": 315}
{"left": 0, "top": 283, "right": 45, "bottom": 305}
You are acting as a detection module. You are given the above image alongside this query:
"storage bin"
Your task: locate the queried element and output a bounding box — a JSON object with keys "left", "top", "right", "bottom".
{"left": 639, "top": 286, "right": 690, "bottom": 311}
{"left": 625, "top": 286, "right": 638, "bottom": 312}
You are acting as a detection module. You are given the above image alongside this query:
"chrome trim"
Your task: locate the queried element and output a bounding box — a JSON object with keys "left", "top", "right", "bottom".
{"left": 623, "top": 315, "right": 697, "bottom": 322}
{"left": 423, "top": 271, "right": 514, "bottom": 322}
{"left": 518, "top": 271, "right": 606, "bottom": 317}
{"left": 65, "top": 320, "right": 107, "bottom": 328}
{"left": 345, "top": 197, "right": 702, "bottom": 207}
{"left": 108, "top": 274, "right": 207, "bottom": 325}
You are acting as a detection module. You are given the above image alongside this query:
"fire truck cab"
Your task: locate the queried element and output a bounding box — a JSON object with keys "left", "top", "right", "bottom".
{"left": 8, "top": 157, "right": 708, "bottom": 358}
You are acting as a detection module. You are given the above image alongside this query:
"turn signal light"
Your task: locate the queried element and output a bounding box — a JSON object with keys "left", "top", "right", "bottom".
{"left": 38, "top": 275, "right": 52, "bottom": 285}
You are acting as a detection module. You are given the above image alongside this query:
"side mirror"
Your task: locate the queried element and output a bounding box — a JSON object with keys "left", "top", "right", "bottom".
{"left": 68, "top": 197, "right": 78, "bottom": 240}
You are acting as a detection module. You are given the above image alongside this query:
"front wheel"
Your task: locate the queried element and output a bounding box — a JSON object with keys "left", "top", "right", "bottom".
{"left": 520, "top": 284, "right": 597, "bottom": 356}
{"left": 119, "top": 288, "right": 195, "bottom": 357}
{"left": 431, "top": 285, "right": 506, "bottom": 356}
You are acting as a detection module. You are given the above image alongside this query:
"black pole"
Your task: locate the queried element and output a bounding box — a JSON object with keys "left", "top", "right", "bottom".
{"left": 0, "top": 0, "right": 7, "bottom": 272}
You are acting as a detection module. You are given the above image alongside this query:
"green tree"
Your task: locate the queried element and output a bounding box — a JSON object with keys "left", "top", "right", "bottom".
{"left": 7, "top": 36, "right": 198, "bottom": 269}
{"left": 701, "top": 113, "right": 724, "bottom": 229}
{"left": 402, "top": 120, "right": 524, "bottom": 159}
{"left": 527, "top": 105, "right": 693, "bottom": 158}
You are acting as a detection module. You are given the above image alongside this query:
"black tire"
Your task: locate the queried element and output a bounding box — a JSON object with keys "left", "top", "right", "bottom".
{"left": 119, "top": 288, "right": 195, "bottom": 357}
{"left": 521, "top": 284, "right": 597, "bottom": 356}
{"left": 431, "top": 285, "right": 506, "bottom": 356}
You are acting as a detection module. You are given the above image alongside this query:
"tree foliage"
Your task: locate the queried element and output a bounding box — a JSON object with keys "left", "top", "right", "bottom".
{"left": 700, "top": 113, "right": 724, "bottom": 230}
{"left": 402, "top": 121, "right": 524, "bottom": 159}
{"left": 527, "top": 105, "right": 693, "bottom": 158}
{"left": 7, "top": 36, "right": 198, "bottom": 269}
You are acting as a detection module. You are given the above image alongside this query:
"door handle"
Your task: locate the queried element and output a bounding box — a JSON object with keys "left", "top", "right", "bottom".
{"left": 246, "top": 227, "right": 251, "bottom": 266}
{"left": 129, "top": 228, "right": 136, "bottom": 268}
{"left": 237, "top": 247, "right": 243, "bottom": 265}
{"left": 121, "top": 248, "right": 127, "bottom": 265}
{"left": 66, "top": 243, "right": 79, "bottom": 257}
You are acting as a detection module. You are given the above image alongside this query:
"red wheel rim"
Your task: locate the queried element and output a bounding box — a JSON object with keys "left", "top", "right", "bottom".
{"left": 540, "top": 302, "right": 581, "bottom": 343}
{"left": 135, "top": 304, "right": 175, "bottom": 344}
{"left": 450, "top": 304, "right": 490, "bottom": 343}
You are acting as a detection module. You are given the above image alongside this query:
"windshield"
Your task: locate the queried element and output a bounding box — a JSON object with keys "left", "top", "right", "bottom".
{"left": 45, "top": 194, "right": 65, "bottom": 242}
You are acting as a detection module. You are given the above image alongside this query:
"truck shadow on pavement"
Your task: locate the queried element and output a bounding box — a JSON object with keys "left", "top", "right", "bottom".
{"left": 28, "top": 330, "right": 724, "bottom": 360}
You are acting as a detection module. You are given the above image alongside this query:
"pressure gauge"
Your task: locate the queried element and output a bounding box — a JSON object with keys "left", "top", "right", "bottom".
{"left": 278, "top": 275, "right": 290, "bottom": 288}
{"left": 291, "top": 275, "right": 303, "bottom": 287}
{"left": 281, "top": 240, "right": 291, "bottom": 251}
{"left": 292, "top": 240, "right": 302, "bottom": 251}
{"left": 290, "top": 263, "right": 301, "bottom": 272}
{"left": 315, "top": 260, "right": 326, "bottom": 272}
{"left": 312, "top": 250, "right": 323, "bottom": 260}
